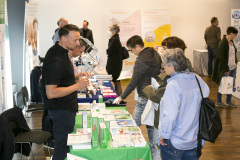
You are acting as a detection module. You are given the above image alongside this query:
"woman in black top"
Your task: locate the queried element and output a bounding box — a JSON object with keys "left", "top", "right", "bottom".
{"left": 106, "top": 24, "right": 123, "bottom": 96}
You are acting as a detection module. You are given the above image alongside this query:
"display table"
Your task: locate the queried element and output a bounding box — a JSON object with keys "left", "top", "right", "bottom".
{"left": 69, "top": 107, "right": 152, "bottom": 160}
{"left": 193, "top": 49, "right": 208, "bottom": 76}
{"left": 78, "top": 81, "right": 117, "bottom": 103}
{"left": 193, "top": 50, "right": 240, "bottom": 76}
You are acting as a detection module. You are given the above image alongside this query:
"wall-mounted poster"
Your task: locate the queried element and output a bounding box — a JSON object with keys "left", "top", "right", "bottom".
{"left": 141, "top": 10, "right": 171, "bottom": 47}
{"left": 110, "top": 9, "right": 171, "bottom": 79}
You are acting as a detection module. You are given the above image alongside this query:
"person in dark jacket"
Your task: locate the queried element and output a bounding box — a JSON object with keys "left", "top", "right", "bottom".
{"left": 212, "top": 26, "right": 238, "bottom": 108}
{"left": 106, "top": 24, "right": 123, "bottom": 96}
{"left": 79, "top": 20, "right": 94, "bottom": 44}
{"left": 113, "top": 35, "right": 162, "bottom": 152}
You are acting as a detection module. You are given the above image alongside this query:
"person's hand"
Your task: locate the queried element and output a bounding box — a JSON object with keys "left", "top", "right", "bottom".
{"left": 92, "top": 83, "right": 98, "bottom": 90}
{"left": 159, "top": 137, "right": 167, "bottom": 146}
{"left": 80, "top": 72, "right": 93, "bottom": 78}
{"left": 113, "top": 96, "right": 122, "bottom": 104}
{"left": 77, "top": 76, "right": 89, "bottom": 90}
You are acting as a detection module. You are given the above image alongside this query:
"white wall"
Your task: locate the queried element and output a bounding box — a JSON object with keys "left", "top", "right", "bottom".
{"left": 37, "top": 0, "right": 240, "bottom": 66}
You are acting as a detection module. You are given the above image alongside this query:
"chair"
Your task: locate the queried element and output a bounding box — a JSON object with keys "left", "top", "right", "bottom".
{"left": 1, "top": 107, "right": 51, "bottom": 159}
{"left": 21, "top": 86, "right": 44, "bottom": 117}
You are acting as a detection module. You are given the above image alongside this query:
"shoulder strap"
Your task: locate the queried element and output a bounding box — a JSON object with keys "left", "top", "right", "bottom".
{"left": 195, "top": 75, "right": 203, "bottom": 98}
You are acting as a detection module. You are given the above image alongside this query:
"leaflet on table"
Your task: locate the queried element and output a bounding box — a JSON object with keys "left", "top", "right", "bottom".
{"left": 67, "top": 153, "right": 88, "bottom": 160}
{"left": 114, "top": 114, "right": 132, "bottom": 120}
{"left": 110, "top": 127, "right": 141, "bottom": 135}
{"left": 78, "top": 103, "right": 91, "bottom": 111}
{"left": 102, "top": 93, "right": 117, "bottom": 98}
{"left": 104, "top": 109, "right": 129, "bottom": 115}
{"left": 67, "top": 133, "right": 91, "bottom": 145}
{"left": 116, "top": 119, "right": 137, "bottom": 127}
{"left": 110, "top": 134, "right": 146, "bottom": 148}
{"left": 78, "top": 93, "right": 86, "bottom": 98}
{"left": 93, "top": 75, "right": 112, "bottom": 80}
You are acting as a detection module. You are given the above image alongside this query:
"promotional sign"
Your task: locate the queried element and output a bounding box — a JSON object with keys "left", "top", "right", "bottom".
{"left": 231, "top": 9, "right": 240, "bottom": 50}
{"left": 110, "top": 9, "right": 171, "bottom": 79}
{"left": 233, "top": 62, "right": 240, "bottom": 99}
{"left": 24, "top": 2, "right": 39, "bottom": 95}
{"left": 0, "top": 0, "right": 5, "bottom": 112}
{"left": 141, "top": 10, "right": 171, "bottom": 47}
{"left": 0, "top": 0, "right": 13, "bottom": 113}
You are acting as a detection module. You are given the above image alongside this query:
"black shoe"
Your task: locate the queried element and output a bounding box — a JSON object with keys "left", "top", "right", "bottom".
{"left": 44, "top": 138, "right": 54, "bottom": 149}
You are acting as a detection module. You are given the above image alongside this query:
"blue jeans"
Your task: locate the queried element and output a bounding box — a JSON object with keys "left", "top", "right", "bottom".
{"left": 48, "top": 110, "right": 76, "bottom": 160}
{"left": 160, "top": 139, "right": 198, "bottom": 160}
{"left": 217, "top": 67, "right": 237, "bottom": 103}
{"left": 132, "top": 96, "right": 154, "bottom": 151}
{"left": 207, "top": 47, "right": 217, "bottom": 75}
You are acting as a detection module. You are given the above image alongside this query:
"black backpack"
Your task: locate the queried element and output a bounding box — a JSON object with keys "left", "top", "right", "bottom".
{"left": 195, "top": 76, "right": 222, "bottom": 158}
{"left": 122, "top": 46, "right": 129, "bottom": 60}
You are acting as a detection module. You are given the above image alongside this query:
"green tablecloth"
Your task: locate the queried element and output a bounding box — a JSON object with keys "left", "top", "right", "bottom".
{"left": 69, "top": 107, "right": 152, "bottom": 160}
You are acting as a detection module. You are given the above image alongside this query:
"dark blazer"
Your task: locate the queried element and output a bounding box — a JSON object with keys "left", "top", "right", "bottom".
{"left": 79, "top": 28, "right": 94, "bottom": 44}
{"left": 106, "top": 34, "right": 123, "bottom": 82}
{"left": 212, "top": 35, "right": 238, "bottom": 85}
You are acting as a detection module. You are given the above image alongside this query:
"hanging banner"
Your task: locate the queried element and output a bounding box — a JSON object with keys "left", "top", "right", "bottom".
{"left": 24, "top": 2, "right": 39, "bottom": 95}
{"left": 231, "top": 9, "right": 240, "bottom": 50}
{"left": 0, "top": 0, "right": 5, "bottom": 112}
{"left": 141, "top": 10, "right": 171, "bottom": 47}
{"left": 110, "top": 9, "right": 171, "bottom": 80}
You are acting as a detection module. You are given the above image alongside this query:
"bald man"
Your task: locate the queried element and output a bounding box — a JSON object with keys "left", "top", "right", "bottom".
{"left": 52, "top": 17, "right": 68, "bottom": 44}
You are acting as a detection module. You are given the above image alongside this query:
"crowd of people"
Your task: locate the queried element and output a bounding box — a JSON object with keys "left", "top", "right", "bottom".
{"left": 40, "top": 16, "right": 238, "bottom": 160}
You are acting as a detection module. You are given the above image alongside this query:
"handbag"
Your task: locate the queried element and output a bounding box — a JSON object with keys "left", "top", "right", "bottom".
{"left": 195, "top": 76, "right": 222, "bottom": 158}
{"left": 141, "top": 99, "right": 154, "bottom": 126}
{"left": 218, "top": 76, "right": 234, "bottom": 94}
{"left": 122, "top": 46, "right": 129, "bottom": 60}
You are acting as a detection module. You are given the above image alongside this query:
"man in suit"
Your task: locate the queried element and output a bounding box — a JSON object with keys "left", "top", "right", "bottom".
{"left": 79, "top": 20, "right": 94, "bottom": 44}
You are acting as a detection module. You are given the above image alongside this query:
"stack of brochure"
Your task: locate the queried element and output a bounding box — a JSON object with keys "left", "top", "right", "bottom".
{"left": 67, "top": 128, "right": 92, "bottom": 149}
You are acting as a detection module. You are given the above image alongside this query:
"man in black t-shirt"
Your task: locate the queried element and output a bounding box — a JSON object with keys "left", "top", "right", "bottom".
{"left": 42, "top": 24, "right": 89, "bottom": 160}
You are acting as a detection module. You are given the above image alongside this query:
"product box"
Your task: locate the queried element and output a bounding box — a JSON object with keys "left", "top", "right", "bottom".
{"left": 98, "top": 95, "right": 103, "bottom": 103}
{"left": 91, "top": 112, "right": 98, "bottom": 148}
{"left": 99, "top": 122, "right": 108, "bottom": 148}
{"left": 104, "top": 116, "right": 111, "bottom": 140}
{"left": 82, "top": 111, "right": 88, "bottom": 129}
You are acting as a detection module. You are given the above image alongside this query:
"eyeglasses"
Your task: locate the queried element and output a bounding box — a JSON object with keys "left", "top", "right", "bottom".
{"left": 127, "top": 46, "right": 136, "bottom": 52}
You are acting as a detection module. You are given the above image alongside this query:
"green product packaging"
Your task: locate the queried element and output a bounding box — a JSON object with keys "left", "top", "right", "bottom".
{"left": 98, "top": 95, "right": 103, "bottom": 103}
{"left": 104, "top": 119, "right": 110, "bottom": 140}
{"left": 91, "top": 113, "right": 98, "bottom": 148}
{"left": 99, "top": 122, "right": 107, "bottom": 148}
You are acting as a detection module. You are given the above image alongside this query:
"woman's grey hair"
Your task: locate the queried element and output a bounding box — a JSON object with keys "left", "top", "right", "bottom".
{"left": 161, "top": 48, "right": 187, "bottom": 72}
{"left": 110, "top": 24, "right": 120, "bottom": 34}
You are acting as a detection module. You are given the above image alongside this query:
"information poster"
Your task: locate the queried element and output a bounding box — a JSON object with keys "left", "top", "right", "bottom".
{"left": 0, "top": 0, "right": 5, "bottom": 112}
{"left": 231, "top": 9, "right": 240, "bottom": 50}
{"left": 141, "top": 10, "right": 171, "bottom": 47}
{"left": 24, "top": 2, "right": 39, "bottom": 95}
{"left": 233, "top": 62, "right": 240, "bottom": 99}
{"left": 110, "top": 10, "right": 140, "bottom": 80}
{"left": 110, "top": 9, "right": 171, "bottom": 79}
